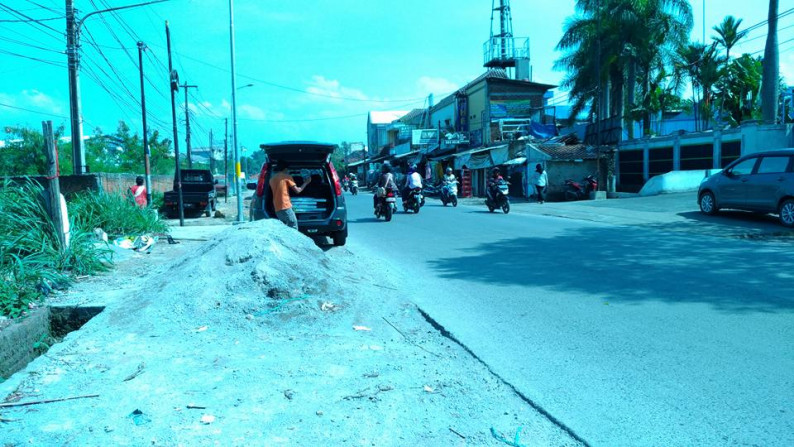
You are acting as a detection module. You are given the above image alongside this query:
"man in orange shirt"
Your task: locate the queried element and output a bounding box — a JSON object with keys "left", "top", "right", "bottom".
{"left": 269, "top": 161, "right": 310, "bottom": 229}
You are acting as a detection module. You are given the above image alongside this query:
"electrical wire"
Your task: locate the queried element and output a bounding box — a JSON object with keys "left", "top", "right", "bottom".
{"left": 0, "top": 4, "right": 64, "bottom": 38}
{"left": 0, "top": 101, "right": 69, "bottom": 119}
{"left": 0, "top": 48, "right": 64, "bottom": 67}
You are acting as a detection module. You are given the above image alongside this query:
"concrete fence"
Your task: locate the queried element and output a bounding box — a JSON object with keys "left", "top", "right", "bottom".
{"left": 2, "top": 173, "right": 175, "bottom": 198}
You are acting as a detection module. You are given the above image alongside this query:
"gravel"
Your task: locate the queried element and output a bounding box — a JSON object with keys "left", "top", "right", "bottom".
{"left": 0, "top": 219, "right": 581, "bottom": 446}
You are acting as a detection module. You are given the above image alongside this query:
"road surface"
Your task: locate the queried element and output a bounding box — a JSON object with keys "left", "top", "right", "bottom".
{"left": 343, "top": 192, "right": 794, "bottom": 446}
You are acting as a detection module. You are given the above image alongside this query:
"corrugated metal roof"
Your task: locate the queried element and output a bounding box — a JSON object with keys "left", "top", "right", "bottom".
{"left": 534, "top": 144, "right": 601, "bottom": 160}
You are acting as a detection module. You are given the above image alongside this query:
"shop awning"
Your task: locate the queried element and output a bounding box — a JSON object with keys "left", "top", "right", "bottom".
{"left": 347, "top": 159, "right": 368, "bottom": 167}
{"left": 502, "top": 157, "right": 527, "bottom": 166}
{"left": 453, "top": 145, "right": 508, "bottom": 170}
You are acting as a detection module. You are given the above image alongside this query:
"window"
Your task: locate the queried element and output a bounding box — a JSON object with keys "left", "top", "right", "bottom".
{"left": 728, "top": 158, "right": 757, "bottom": 176}
{"left": 756, "top": 156, "right": 792, "bottom": 174}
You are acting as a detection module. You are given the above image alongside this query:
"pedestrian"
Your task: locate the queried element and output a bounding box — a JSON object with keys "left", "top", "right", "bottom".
{"left": 269, "top": 161, "right": 311, "bottom": 229}
{"left": 128, "top": 176, "right": 147, "bottom": 208}
{"left": 533, "top": 163, "right": 548, "bottom": 204}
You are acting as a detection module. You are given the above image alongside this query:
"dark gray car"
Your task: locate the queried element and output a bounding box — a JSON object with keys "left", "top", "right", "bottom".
{"left": 249, "top": 141, "right": 348, "bottom": 246}
{"left": 698, "top": 149, "right": 794, "bottom": 227}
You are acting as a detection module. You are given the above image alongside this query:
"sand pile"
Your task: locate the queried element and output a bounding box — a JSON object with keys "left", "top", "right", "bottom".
{"left": 142, "top": 220, "right": 346, "bottom": 329}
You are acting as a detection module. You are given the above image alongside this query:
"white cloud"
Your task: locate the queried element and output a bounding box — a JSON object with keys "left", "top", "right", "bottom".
{"left": 305, "top": 75, "right": 370, "bottom": 103}
{"left": 239, "top": 104, "right": 284, "bottom": 121}
{"left": 0, "top": 89, "right": 63, "bottom": 115}
{"left": 416, "top": 76, "right": 460, "bottom": 97}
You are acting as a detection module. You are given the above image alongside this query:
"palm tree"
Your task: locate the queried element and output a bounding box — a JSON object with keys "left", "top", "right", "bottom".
{"left": 555, "top": 0, "right": 693, "bottom": 137}
{"left": 762, "top": 0, "right": 779, "bottom": 123}
{"left": 712, "top": 16, "right": 748, "bottom": 59}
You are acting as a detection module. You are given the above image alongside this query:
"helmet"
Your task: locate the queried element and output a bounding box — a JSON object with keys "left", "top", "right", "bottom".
{"left": 445, "top": 167, "right": 453, "bottom": 174}
{"left": 492, "top": 167, "right": 500, "bottom": 175}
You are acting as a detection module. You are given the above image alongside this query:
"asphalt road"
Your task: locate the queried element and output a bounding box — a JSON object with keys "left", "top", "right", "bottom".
{"left": 344, "top": 192, "right": 794, "bottom": 447}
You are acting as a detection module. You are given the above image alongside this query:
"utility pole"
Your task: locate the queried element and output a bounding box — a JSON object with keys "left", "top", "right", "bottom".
{"left": 166, "top": 21, "right": 184, "bottom": 226}
{"left": 137, "top": 41, "right": 153, "bottom": 206}
{"left": 182, "top": 83, "right": 198, "bottom": 168}
{"left": 595, "top": 0, "right": 603, "bottom": 192}
{"left": 209, "top": 128, "right": 214, "bottom": 173}
{"left": 66, "top": 0, "right": 85, "bottom": 174}
{"left": 229, "top": 0, "right": 243, "bottom": 222}
{"left": 224, "top": 118, "right": 229, "bottom": 203}
{"left": 64, "top": 0, "right": 169, "bottom": 175}
{"left": 43, "top": 120, "right": 67, "bottom": 249}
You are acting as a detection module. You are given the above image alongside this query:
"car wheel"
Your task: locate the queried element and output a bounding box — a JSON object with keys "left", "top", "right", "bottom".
{"left": 699, "top": 191, "right": 718, "bottom": 215}
{"left": 779, "top": 199, "right": 794, "bottom": 228}
{"left": 332, "top": 230, "right": 347, "bottom": 246}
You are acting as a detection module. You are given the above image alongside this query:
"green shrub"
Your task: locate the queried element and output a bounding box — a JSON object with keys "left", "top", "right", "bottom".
{"left": 69, "top": 191, "right": 169, "bottom": 237}
{"left": 0, "top": 180, "right": 111, "bottom": 319}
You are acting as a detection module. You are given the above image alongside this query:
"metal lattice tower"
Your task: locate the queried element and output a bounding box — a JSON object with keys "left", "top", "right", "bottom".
{"left": 484, "top": 0, "right": 516, "bottom": 68}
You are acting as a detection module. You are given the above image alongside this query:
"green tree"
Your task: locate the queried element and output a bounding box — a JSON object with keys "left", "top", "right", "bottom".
{"left": 716, "top": 55, "right": 763, "bottom": 125}
{"left": 713, "top": 16, "right": 748, "bottom": 59}
{"left": 0, "top": 125, "right": 65, "bottom": 176}
{"left": 556, "top": 0, "right": 693, "bottom": 136}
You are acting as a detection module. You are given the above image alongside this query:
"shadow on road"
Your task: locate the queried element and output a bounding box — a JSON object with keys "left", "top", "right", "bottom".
{"left": 428, "top": 225, "right": 794, "bottom": 313}
{"left": 678, "top": 210, "right": 782, "bottom": 228}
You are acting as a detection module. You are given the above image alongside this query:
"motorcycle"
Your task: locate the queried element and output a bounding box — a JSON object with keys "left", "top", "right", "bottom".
{"left": 350, "top": 179, "right": 358, "bottom": 195}
{"left": 564, "top": 175, "right": 598, "bottom": 201}
{"left": 485, "top": 180, "right": 510, "bottom": 214}
{"left": 374, "top": 187, "right": 397, "bottom": 221}
{"left": 402, "top": 188, "right": 424, "bottom": 214}
{"left": 341, "top": 179, "right": 349, "bottom": 192}
{"left": 440, "top": 181, "right": 459, "bottom": 207}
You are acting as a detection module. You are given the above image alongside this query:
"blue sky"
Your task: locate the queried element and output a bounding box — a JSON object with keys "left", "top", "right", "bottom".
{"left": 1, "top": 0, "right": 792, "bottom": 154}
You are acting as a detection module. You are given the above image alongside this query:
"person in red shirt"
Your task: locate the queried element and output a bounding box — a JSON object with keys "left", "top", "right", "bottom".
{"left": 269, "top": 161, "right": 311, "bottom": 229}
{"left": 129, "top": 176, "right": 147, "bottom": 208}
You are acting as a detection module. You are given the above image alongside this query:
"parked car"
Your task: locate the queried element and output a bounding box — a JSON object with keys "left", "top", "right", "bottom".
{"left": 164, "top": 169, "right": 217, "bottom": 218}
{"left": 249, "top": 141, "right": 348, "bottom": 246}
{"left": 698, "top": 150, "right": 794, "bottom": 227}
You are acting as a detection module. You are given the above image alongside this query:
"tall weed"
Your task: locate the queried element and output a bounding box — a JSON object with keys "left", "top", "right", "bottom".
{"left": 70, "top": 191, "right": 168, "bottom": 237}
{"left": 0, "top": 180, "right": 111, "bottom": 319}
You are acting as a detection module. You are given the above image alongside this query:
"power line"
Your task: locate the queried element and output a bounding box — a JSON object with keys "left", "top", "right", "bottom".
{"left": 0, "top": 4, "right": 64, "bottom": 37}
{"left": 750, "top": 37, "right": 794, "bottom": 56}
{"left": 0, "top": 102, "right": 69, "bottom": 119}
{"left": 0, "top": 15, "right": 62, "bottom": 22}
{"left": 741, "top": 7, "right": 794, "bottom": 35}
{"left": 146, "top": 43, "right": 433, "bottom": 104}
{"left": 0, "top": 48, "right": 64, "bottom": 67}
{"left": 24, "top": 0, "right": 61, "bottom": 14}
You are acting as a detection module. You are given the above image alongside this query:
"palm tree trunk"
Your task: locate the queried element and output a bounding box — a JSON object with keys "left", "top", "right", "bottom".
{"left": 762, "top": 0, "right": 779, "bottom": 123}
{"left": 626, "top": 61, "right": 636, "bottom": 139}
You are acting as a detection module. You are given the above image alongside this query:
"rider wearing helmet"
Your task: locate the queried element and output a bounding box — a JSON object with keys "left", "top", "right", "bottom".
{"left": 403, "top": 164, "right": 423, "bottom": 204}
{"left": 374, "top": 163, "right": 397, "bottom": 209}
{"left": 443, "top": 167, "right": 456, "bottom": 185}
{"left": 487, "top": 167, "right": 505, "bottom": 201}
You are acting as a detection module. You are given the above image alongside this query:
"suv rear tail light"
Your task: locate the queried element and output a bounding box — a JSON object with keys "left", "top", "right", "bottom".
{"left": 255, "top": 162, "right": 269, "bottom": 197}
{"left": 328, "top": 161, "right": 342, "bottom": 196}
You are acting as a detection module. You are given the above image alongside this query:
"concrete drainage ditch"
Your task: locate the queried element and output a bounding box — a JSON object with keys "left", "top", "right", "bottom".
{"left": 0, "top": 306, "right": 104, "bottom": 381}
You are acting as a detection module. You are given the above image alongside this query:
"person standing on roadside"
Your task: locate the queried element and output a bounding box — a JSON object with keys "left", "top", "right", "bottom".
{"left": 533, "top": 163, "right": 548, "bottom": 204}
{"left": 269, "top": 161, "right": 311, "bottom": 229}
{"left": 128, "top": 176, "right": 147, "bottom": 208}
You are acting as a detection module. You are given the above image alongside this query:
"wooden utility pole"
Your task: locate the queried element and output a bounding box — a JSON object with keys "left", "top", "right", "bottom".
{"left": 137, "top": 41, "right": 153, "bottom": 206}
{"left": 166, "top": 21, "right": 184, "bottom": 226}
{"left": 209, "top": 128, "right": 215, "bottom": 173}
{"left": 42, "top": 120, "right": 67, "bottom": 249}
{"left": 224, "top": 118, "right": 229, "bottom": 203}
{"left": 182, "top": 83, "right": 198, "bottom": 168}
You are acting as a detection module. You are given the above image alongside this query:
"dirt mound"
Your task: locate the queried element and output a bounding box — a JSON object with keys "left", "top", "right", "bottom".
{"left": 146, "top": 220, "right": 344, "bottom": 329}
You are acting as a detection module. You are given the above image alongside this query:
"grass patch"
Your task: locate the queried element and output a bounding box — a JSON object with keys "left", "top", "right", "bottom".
{"left": 70, "top": 191, "right": 169, "bottom": 237}
{"left": 0, "top": 180, "right": 112, "bottom": 319}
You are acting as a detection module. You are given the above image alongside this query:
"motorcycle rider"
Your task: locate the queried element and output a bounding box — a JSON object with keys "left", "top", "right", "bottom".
{"left": 403, "top": 164, "right": 423, "bottom": 202}
{"left": 443, "top": 167, "right": 457, "bottom": 185}
{"left": 374, "top": 163, "right": 397, "bottom": 210}
{"left": 486, "top": 167, "right": 505, "bottom": 202}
